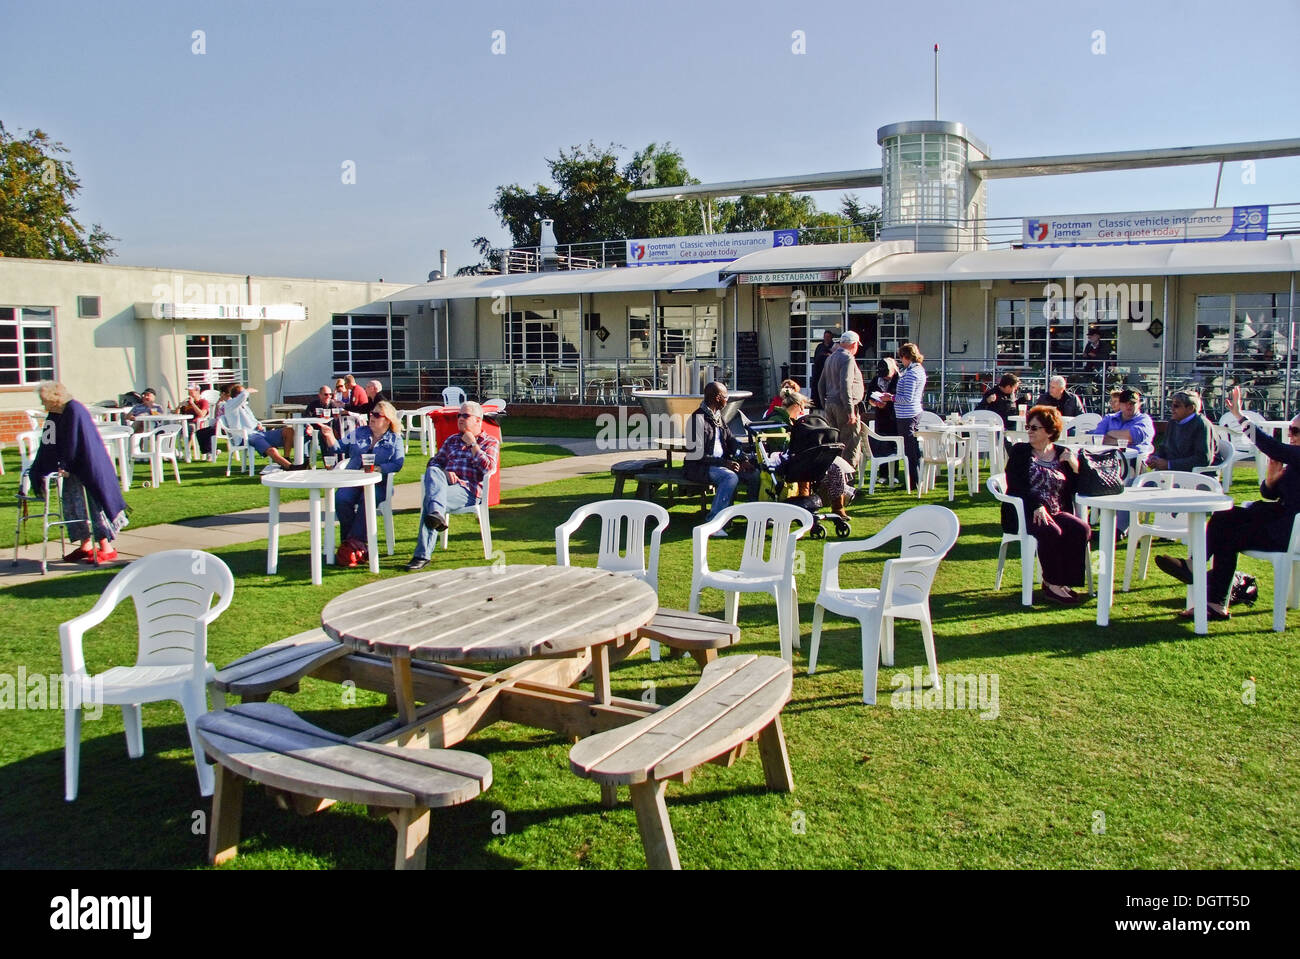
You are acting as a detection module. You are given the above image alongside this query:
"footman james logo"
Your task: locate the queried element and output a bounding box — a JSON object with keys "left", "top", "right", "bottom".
{"left": 630, "top": 243, "right": 646, "bottom": 261}
{"left": 1028, "top": 220, "right": 1049, "bottom": 242}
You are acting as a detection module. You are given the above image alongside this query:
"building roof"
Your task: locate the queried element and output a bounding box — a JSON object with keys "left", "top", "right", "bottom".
{"left": 842, "top": 237, "right": 1300, "bottom": 283}
{"left": 380, "top": 260, "right": 732, "bottom": 302}
{"left": 720, "top": 241, "right": 912, "bottom": 276}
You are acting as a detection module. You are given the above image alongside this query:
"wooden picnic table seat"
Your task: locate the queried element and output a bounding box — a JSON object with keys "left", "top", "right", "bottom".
{"left": 633, "top": 466, "right": 713, "bottom": 507}
{"left": 196, "top": 701, "right": 492, "bottom": 870}
{"left": 569, "top": 654, "right": 793, "bottom": 869}
{"left": 637, "top": 608, "right": 740, "bottom": 667}
{"left": 610, "top": 457, "right": 664, "bottom": 497}
{"left": 210, "top": 629, "right": 349, "bottom": 704}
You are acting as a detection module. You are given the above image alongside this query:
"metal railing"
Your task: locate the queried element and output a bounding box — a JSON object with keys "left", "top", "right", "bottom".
{"left": 483, "top": 203, "right": 1300, "bottom": 271}
{"left": 390, "top": 358, "right": 770, "bottom": 407}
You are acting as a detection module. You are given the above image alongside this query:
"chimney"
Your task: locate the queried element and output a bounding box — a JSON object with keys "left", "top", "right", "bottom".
{"left": 440, "top": 249, "right": 448, "bottom": 279}
{"left": 539, "top": 219, "right": 560, "bottom": 271}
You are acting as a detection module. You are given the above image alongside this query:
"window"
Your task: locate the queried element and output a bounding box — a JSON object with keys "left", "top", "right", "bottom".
{"left": 506, "top": 310, "right": 580, "bottom": 365}
{"left": 332, "top": 314, "right": 407, "bottom": 377}
{"left": 186, "top": 333, "right": 248, "bottom": 386}
{"left": 1195, "top": 293, "right": 1291, "bottom": 367}
{"left": 628, "top": 308, "right": 651, "bottom": 356}
{"left": 996, "top": 298, "right": 1050, "bottom": 367}
{"left": 0, "top": 306, "right": 56, "bottom": 386}
{"left": 658, "top": 305, "right": 718, "bottom": 360}
{"left": 77, "top": 296, "right": 101, "bottom": 318}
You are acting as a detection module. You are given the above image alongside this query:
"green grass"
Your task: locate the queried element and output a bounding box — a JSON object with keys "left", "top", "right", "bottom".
{"left": 0, "top": 469, "right": 1297, "bottom": 869}
{"left": 499, "top": 415, "right": 603, "bottom": 438}
{"left": 0, "top": 441, "right": 571, "bottom": 532}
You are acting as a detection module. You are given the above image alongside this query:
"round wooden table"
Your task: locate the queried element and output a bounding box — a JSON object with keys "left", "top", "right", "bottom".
{"left": 263, "top": 468, "right": 382, "bottom": 584}
{"left": 322, "top": 564, "right": 660, "bottom": 729}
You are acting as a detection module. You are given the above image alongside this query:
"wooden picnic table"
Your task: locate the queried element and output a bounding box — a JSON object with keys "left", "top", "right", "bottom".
{"left": 319, "top": 564, "right": 661, "bottom": 748}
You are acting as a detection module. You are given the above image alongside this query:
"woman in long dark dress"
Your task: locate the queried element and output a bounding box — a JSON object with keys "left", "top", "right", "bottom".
{"left": 1003, "top": 405, "right": 1089, "bottom": 605}
{"left": 25, "top": 381, "right": 129, "bottom": 564}
{"left": 867, "top": 357, "right": 899, "bottom": 482}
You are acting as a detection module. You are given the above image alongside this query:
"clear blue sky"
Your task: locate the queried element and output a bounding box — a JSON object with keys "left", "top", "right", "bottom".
{"left": 4, "top": 0, "right": 1298, "bottom": 283}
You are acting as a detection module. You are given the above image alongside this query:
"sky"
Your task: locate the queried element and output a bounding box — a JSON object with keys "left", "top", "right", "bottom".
{"left": 3, "top": 0, "right": 1298, "bottom": 284}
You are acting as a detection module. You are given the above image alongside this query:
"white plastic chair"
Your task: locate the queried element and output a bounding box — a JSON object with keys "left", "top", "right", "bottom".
{"left": 378, "top": 472, "right": 396, "bottom": 556}
{"left": 963, "top": 408, "right": 1006, "bottom": 477}
{"left": 918, "top": 411, "right": 945, "bottom": 429}
{"left": 131, "top": 425, "right": 183, "bottom": 487}
{"left": 1192, "top": 429, "right": 1236, "bottom": 490}
{"left": 1244, "top": 514, "right": 1300, "bottom": 631}
{"left": 440, "top": 460, "right": 498, "bottom": 559}
{"left": 59, "top": 550, "right": 235, "bottom": 800}
{"left": 808, "top": 505, "right": 959, "bottom": 704}
{"left": 401, "top": 406, "right": 438, "bottom": 456}
{"left": 1124, "top": 470, "right": 1223, "bottom": 591}
{"left": 223, "top": 425, "right": 256, "bottom": 477}
{"left": 689, "top": 502, "right": 812, "bottom": 663}
{"left": 987, "top": 473, "right": 1037, "bottom": 606}
{"left": 442, "top": 386, "right": 467, "bottom": 407}
{"left": 1068, "top": 412, "right": 1103, "bottom": 437}
{"left": 917, "top": 429, "right": 968, "bottom": 501}
{"left": 1217, "top": 412, "right": 1266, "bottom": 483}
{"left": 858, "top": 425, "right": 910, "bottom": 493}
{"left": 481, "top": 398, "right": 507, "bottom": 416}
{"left": 17, "top": 429, "right": 40, "bottom": 474}
{"left": 556, "top": 500, "right": 669, "bottom": 659}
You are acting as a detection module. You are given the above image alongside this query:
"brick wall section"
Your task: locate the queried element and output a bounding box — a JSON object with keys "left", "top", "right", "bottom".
{"left": 0, "top": 410, "right": 36, "bottom": 445}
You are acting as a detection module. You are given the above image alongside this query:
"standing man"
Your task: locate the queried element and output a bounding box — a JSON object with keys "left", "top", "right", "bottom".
{"left": 405, "top": 401, "right": 499, "bottom": 570}
{"left": 810, "top": 329, "right": 836, "bottom": 408}
{"left": 884, "top": 343, "right": 927, "bottom": 488}
{"left": 683, "top": 382, "right": 760, "bottom": 537}
{"left": 1083, "top": 326, "right": 1112, "bottom": 371}
{"left": 817, "top": 331, "right": 865, "bottom": 471}
{"left": 1035, "top": 375, "right": 1086, "bottom": 417}
{"left": 1147, "top": 390, "right": 1214, "bottom": 471}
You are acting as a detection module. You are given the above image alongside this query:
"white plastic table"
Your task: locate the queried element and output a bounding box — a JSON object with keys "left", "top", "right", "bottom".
{"left": 263, "top": 469, "right": 381, "bottom": 585}
{"left": 134, "top": 413, "right": 195, "bottom": 463}
{"left": 97, "top": 424, "right": 133, "bottom": 492}
{"left": 951, "top": 422, "right": 1004, "bottom": 493}
{"left": 281, "top": 416, "right": 327, "bottom": 465}
{"left": 1078, "top": 486, "right": 1233, "bottom": 635}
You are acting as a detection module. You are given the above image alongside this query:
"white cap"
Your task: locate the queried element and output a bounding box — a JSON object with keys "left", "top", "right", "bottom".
{"left": 839, "top": 330, "right": 860, "bottom": 346}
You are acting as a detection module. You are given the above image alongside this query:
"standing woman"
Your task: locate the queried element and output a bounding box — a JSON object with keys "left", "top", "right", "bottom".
{"left": 868, "top": 357, "right": 899, "bottom": 481}
{"left": 24, "top": 381, "right": 129, "bottom": 564}
{"left": 318, "top": 400, "right": 404, "bottom": 565}
{"left": 885, "top": 343, "right": 927, "bottom": 488}
{"left": 1004, "top": 405, "right": 1089, "bottom": 605}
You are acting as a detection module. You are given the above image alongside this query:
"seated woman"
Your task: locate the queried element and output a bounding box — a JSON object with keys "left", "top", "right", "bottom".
{"left": 1003, "top": 405, "right": 1090, "bottom": 606}
{"left": 772, "top": 391, "right": 856, "bottom": 521}
{"left": 318, "top": 400, "right": 404, "bottom": 564}
{"left": 764, "top": 379, "right": 801, "bottom": 419}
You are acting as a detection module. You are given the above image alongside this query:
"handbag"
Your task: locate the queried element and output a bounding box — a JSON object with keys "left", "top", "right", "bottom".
{"left": 1075, "top": 448, "right": 1125, "bottom": 496}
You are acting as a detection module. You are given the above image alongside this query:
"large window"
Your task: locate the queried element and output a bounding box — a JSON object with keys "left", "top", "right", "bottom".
{"left": 506, "top": 309, "right": 580, "bottom": 365}
{"left": 658, "top": 305, "right": 718, "bottom": 360}
{"left": 186, "top": 333, "right": 247, "bottom": 386}
{"left": 0, "top": 306, "right": 56, "bottom": 386}
{"left": 333, "top": 314, "right": 407, "bottom": 377}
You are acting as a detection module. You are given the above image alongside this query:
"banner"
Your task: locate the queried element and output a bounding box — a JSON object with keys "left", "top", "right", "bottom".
{"left": 1023, "top": 206, "right": 1268, "bottom": 246}
{"left": 626, "top": 229, "right": 798, "bottom": 266}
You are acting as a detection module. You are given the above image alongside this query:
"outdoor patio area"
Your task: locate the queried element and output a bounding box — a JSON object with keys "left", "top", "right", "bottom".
{"left": 1, "top": 426, "right": 1295, "bottom": 870}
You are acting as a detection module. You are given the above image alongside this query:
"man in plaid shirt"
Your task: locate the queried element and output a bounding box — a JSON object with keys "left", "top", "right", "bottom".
{"left": 406, "top": 401, "right": 500, "bottom": 570}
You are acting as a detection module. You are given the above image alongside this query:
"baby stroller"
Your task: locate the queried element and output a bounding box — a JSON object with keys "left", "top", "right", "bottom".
{"left": 747, "top": 414, "right": 852, "bottom": 539}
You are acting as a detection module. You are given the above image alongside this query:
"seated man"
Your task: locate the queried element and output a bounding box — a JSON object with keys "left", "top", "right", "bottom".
{"left": 405, "top": 401, "right": 499, "bottom": 571}
{"left": 176, "top": 385, "right": 210, "bottom": 453}
{"left": 289, "top": 385, "right": 347, "bottom": 461}
{"left": 684, "top": 381, "right": 760, "bottom": 537}
{"left": 1090, "top": 387, "right": 1155, "bottom": 456}
{"left": 221, "top": 384, "right": 299, "bottom": 472}
{"left": 1156, "top": 386, "right": 1300, "bottom": 621}
{"left": 1034, "top": 375, "right": 1085, "bottom": 418}
{"left": 979, "top": 372, "right": 1025, "bottom": 427}
{"left": 1146, "top": 390, "right": 1214, "bottom": 472}
{"left": 127, "top": 387, "right": 164, "bottom": 430}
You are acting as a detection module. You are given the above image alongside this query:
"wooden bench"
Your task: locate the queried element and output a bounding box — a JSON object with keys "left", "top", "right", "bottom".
{"left": 637, "top": 608, "right": 740, "bottom": 666}
{"left": 569, "top": 654, "right": 794, "bottom": 869}
{"left": 610, "top": 457, "right": 664, "bottom": 497}
{"left": 210, "top": 629, "right": 350, "bottom": 704}
{"left": 195, "top": 702, "right": 492, "bottom": 870}
{"left": 633, "top": 467, "right": 713, "bottom": 507}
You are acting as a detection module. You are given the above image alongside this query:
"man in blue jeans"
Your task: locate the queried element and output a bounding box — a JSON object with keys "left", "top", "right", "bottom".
{"left": 683, "top": 382, "right": 759, "bottom": 537}
{"left": 405, "top": 401, "right": 500, "bottom": 570}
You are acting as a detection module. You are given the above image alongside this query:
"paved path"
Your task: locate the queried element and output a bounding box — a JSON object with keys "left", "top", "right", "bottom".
{"left": 3, "top": 439, "right": 659, "bottom": 586}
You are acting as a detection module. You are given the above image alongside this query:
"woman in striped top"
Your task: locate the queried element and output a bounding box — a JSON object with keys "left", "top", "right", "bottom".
{"left": 886, "top": 343, "right": 927, "bottom": 487}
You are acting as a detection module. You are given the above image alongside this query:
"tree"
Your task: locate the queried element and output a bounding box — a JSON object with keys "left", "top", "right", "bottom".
{"left": 0, "top": 121, "right": 116, "bottom": 262}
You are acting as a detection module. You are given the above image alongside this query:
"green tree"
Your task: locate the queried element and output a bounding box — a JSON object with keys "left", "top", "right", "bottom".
{"left": 0, "top": 122, "right": 116, "bottom": 261}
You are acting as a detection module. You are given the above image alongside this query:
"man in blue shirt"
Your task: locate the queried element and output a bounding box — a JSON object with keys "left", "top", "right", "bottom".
{"left": 1090, "top": 387, "right": 1154, "bottom": 455}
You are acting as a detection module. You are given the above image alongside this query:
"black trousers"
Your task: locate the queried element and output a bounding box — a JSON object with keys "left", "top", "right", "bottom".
{"left": 1205, "top": 500, "right": 1291, "bottom": 605}
{"left": 895, "top": 414, "right": 922, "bottom": 487}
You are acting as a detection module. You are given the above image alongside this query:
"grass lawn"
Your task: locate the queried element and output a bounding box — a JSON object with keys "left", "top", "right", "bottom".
{"left": 0, "top": 440, "right": 571, "bottom": 532}
{"left": 0, "top": 467, "right": 1296, "bottom": 869}
{"left": 500, "top": 415, "right": 603, "bottom": 439}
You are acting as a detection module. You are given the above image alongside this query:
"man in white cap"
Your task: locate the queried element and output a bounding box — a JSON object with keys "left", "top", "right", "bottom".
{"left": 817, "top": 330, "right": 865, "bottom": 470}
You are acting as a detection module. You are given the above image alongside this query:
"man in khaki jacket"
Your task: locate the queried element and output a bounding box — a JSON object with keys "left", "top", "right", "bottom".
{"left": 817, "top": 330, "right": 865, "bottom": 470}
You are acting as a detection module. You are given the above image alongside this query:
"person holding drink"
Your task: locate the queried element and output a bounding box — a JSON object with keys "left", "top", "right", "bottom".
{"left": 318, "top": 400, "right": 404, "bottom": 565}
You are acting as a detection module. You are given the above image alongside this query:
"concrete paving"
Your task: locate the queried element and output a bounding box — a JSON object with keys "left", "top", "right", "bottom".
{"left": 3, "top": 438, "right": 656, "bottom": 586}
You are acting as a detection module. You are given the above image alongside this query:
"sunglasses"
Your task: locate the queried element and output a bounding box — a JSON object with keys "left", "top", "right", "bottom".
{"left": 1289, "top": 427, "right": 1300, "bottom": 436}
{"left": 1025, "top": 425, "right": 1046, "bottom": 432}
{"left": 368, "top": 413, "right": 386, "bottom": 420}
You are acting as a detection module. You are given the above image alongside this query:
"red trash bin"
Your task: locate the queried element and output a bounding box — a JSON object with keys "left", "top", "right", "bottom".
{"left": 427, "top": 407, "right": 502, "bottom": 507}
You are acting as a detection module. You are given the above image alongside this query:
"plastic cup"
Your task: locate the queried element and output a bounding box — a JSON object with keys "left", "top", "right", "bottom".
{"left": 323, "top": 454, "right": 337, "bottom": 469}
{"left": 361, "top": 452, "right": 375, "bottom": 472}
{"left": 1017, "top": 404, "right": 1028, "bottom": 419}
{"left": 1116, "top": 437, "right": 1129, "bottom": 450}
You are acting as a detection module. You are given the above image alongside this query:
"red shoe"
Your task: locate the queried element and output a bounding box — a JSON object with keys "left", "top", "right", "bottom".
{"left": 64, "top": 546, "right": 93, "bottom": 562}
{"left": 88, "top": 548, "right": 119, "bottom": 565}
